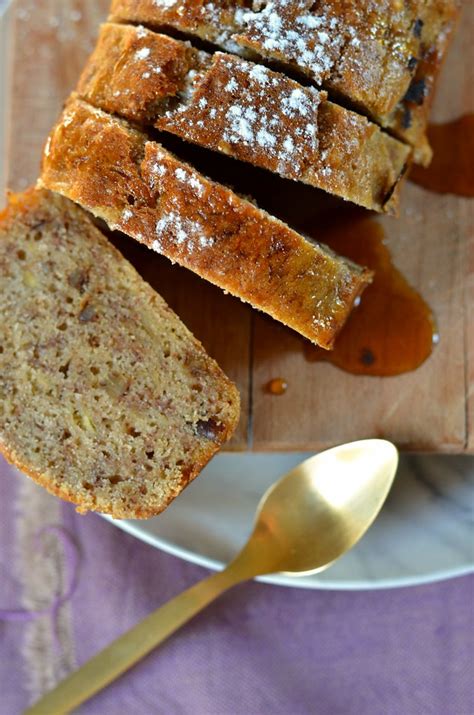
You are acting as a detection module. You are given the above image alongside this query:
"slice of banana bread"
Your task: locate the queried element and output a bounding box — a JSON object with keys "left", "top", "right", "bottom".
{"left": 76, "top": 23, "right": 409, "bottom": 213}
{"left": 39, "top": 97, "right": 373, "bottom": 349}
{"left": 0, "top": 188, "right": 240, "bottom": 518}
{"left": 108, "top": 0, "right": 459, "bottom": 164}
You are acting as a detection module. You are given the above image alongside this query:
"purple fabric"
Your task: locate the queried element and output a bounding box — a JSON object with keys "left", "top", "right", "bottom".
{"left": 1, "top": 469, "right": 473, "bottom": 715}
{"left": 0, "top": 477, "right": 28, "bottom": 715}
{"left": 0, "top": 526, "right": 79, "bottom": 624}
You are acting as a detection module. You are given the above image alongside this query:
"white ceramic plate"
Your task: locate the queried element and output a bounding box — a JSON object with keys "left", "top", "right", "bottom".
{"left": 103, "top": 452, "right": 474, "bottom": 590}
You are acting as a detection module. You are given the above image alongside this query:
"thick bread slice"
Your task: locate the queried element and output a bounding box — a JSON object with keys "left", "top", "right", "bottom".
{"left": 77, "top": 23, "right": 410, "bottom": 213}
{"left": 0, "top": 188, "right": 240, "bottom": 518}
{"left": 108, "top": 0, "right": 459, "bottom": 165}
{"left": 39, "top": 97, "right": 373, "bottom": 349}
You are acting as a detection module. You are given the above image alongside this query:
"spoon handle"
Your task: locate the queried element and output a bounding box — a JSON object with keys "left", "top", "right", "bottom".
{"left": 24, "top": 566, "right": 244, "bottom": 715}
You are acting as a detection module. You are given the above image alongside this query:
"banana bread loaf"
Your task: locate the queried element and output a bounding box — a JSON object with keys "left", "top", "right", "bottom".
{"left": 0, "top": 188, "right": 240, "bottom": 518}
{"left": 39, "top": 97, "right": 373, "bottom": 349}
{"left": 77, "top": 22, "right": 410, "bottom": 213}
{"left": 108, "top": 0, "right": 459, "bottom": 165}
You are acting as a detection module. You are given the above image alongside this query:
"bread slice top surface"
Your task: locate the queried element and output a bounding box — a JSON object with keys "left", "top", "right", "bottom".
{"left": 0, "top": 188, "right": 240, "bottom": 518}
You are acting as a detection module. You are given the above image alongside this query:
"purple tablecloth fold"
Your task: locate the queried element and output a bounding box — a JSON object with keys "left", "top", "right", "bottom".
{"left": 1, "top": 460, "right": 473, "bottom": 715}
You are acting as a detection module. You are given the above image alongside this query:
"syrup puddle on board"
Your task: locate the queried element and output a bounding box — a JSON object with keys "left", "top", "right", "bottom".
{"left": 409, "top": 114, "right": 474, "bottom": 197}
{"left": 304, "top": 215, "right": 438, "bottom": 376}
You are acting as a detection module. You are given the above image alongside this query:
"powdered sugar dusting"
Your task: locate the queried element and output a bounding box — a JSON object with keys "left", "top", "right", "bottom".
{"left": 239, "top": 0, "right": 343, "bottom": 83}
{"left": 225, "top": 77, "right": 238, "bottom": 92}
{"left": 135, "top": 47, "right": 151, "bottom": 61}
{"left": 148, "top": 154, "right": 213, "bottom": 253}
{"left": 155, "top": 212, "right": 213, "bottom": 251}
{"left": 152, "top": 0, "right": 178, "bottom": 8}
{"left": 188, "top": 176, "right": 205, "bottom": 196}
{"left": 162, "top": 54, "right": 320, "bottom": 181}
{"left": 172, "top": 166, "right": 206, "bottom": 198}
{"left": 136, "top": 25, "right": 148, "bottom": 39}
{"left": 151, "top": 162, "right": 166, "bottom": 178}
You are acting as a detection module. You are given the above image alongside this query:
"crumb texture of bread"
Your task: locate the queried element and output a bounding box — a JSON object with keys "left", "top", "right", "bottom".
{"left": 77, "top": 23, "right": 409, "bottom": 212}
{"left": 108, "top": 0, "right": 459, "bottom": 164}
{"left": 39, "top": 97, "right": 373, "bottom": 349}
{"left": 0, "top": 189, "right": 240, "bottom": 518}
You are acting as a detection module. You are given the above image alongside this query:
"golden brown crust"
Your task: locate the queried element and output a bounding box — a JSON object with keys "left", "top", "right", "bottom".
{"left": 0, "top": 188, "right": 240, "bottom": 519}
{"left": 108, "top": 0, "right": 459, "bottom": 164}
{"left": 385, "top": 2, "right": 460, "bottom": 165}
{"left": 77, "top": 25, "right": 196, "bottom": 124}
{"left": 77, "top": 23, "right": 409, "bottom": 212}
{"left": 39, "top": 97, "right": 373, "bottom": 349}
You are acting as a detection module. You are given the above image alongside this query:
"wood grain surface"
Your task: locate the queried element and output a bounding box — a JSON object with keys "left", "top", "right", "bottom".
{"left": 4, "top": 0, "right": 473, "bottom": 452}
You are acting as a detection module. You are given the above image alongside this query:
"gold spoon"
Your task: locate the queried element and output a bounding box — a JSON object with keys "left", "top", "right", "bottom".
{"left": 25, "top": 439, "right": 398, "bottom": 715}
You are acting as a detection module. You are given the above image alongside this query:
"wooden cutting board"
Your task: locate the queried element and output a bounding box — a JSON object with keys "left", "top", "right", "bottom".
{"left": 4, "top": 0, "right": 473, "bottom": 452}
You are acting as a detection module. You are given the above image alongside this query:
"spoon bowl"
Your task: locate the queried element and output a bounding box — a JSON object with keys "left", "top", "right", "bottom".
{"left": 235, "top": 439, "right": 399, "bottom": 577}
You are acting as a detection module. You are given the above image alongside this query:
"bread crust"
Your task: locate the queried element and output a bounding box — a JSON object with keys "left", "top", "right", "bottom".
{"left": 39, "top": 97, "right": 373, "bottom": 349}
